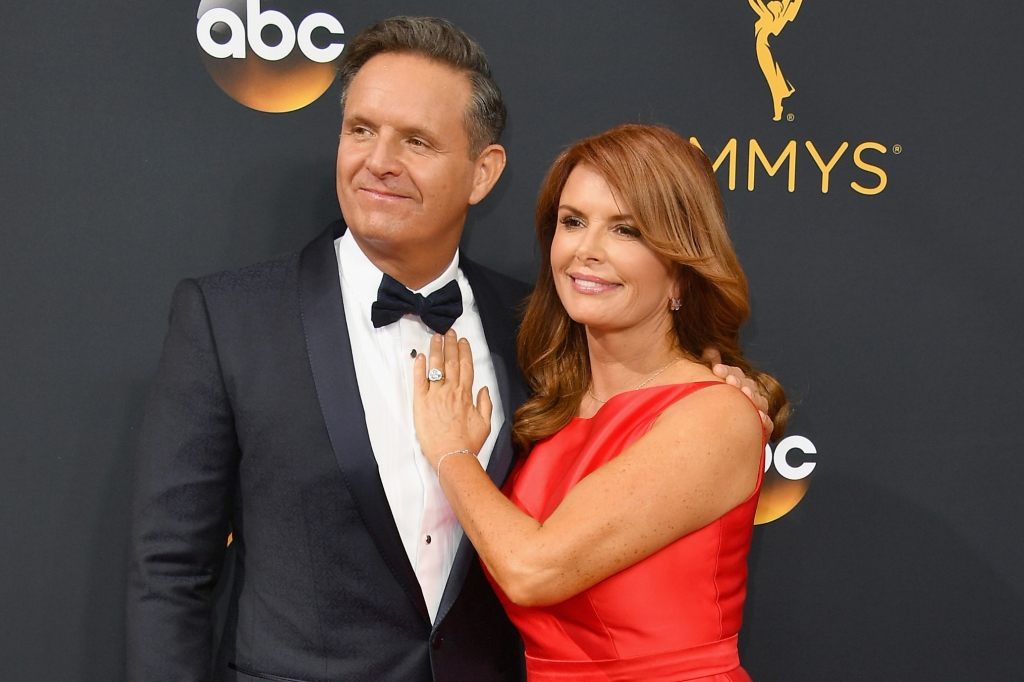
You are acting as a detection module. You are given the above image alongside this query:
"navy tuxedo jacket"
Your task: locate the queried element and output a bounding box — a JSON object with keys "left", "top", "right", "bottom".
{"left": 127, "top": 221, "right": 530, "bottom": 682}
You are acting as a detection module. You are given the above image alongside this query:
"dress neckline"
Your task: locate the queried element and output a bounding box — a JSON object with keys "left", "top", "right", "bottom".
{"left": 574, "top": 380, "right": 723, "bottom": 421}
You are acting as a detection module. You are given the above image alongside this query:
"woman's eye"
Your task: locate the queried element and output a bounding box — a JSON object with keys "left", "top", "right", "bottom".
{"left": 559, "top": 216, "right": 584, "bottom": 229}
{"left": 615, "top": 224, "right": 642, "bottom": 238}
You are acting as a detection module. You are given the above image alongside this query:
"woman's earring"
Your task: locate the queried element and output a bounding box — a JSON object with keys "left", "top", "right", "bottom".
{"left": 669, "top": 298, "right": 682, "bottom": 311}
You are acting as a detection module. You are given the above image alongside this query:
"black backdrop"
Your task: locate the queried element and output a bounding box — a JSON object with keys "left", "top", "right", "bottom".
{"left": 2, "top": 1, "right": 1022, "bottom": 680}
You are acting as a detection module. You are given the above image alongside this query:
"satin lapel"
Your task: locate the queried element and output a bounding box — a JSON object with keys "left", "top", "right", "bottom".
{"left": 298, "top": 221, "right": 429, "bottom": 625}
{"left": 460, "top": 257, "right": 526, "bottom": 486}
{"left": 435, "top": 258, "right": 526, "bottom": 627}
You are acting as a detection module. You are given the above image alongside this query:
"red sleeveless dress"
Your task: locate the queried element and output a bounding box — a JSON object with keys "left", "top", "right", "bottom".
{"left": 486, "top": 382, "right": 763, "bottom": 682}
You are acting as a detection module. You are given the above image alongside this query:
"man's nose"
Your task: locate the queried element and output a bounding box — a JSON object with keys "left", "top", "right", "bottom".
{"left": 365, "top": 134, "right": 403, "bottom": 177}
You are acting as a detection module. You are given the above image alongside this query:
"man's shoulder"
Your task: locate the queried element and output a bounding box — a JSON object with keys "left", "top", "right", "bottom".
{"left": 164, "top": 252, "right": 303, "bottom": 325}
{"left": 193, "top": 251, "right": 301, "bottom": 298}
{"left": 164, "top": 251, "right": 304, "bottom": 335}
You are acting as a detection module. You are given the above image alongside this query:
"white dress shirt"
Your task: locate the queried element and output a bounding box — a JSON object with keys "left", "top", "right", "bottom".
{"left": 335, "top": 230, "right": 504, "bottom": 622}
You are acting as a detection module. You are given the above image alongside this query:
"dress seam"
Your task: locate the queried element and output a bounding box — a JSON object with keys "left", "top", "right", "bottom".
{"left": 587, "top": 591, "right": 620, "bottom": 658}
{"left": 713, "top": 517, "right": 724, "bottom": 641}
{"left": 525, "top": 632, "right": 739, "bottom": 662}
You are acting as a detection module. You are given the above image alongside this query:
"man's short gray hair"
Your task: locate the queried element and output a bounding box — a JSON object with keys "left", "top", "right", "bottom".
{"left": 337, "top": 16, "right": 507, "bottom": 158}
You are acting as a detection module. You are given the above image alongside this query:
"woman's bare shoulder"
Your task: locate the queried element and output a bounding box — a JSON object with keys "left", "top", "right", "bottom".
{"left": 651, "top": 379, "right": 763, "bottom": 452}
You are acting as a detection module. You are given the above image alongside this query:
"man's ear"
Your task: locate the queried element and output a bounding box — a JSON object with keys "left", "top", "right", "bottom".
{"left": 468, "top": 144, "right": 507, "bottom": 205}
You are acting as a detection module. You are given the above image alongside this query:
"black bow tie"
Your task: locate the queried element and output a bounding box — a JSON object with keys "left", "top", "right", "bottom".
{"left": 370, "top": 273, "right": 463, "bottom": 334}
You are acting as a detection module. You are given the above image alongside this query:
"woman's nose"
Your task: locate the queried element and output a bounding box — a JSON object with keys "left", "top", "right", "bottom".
{"left": 575, "top": 226, "right": 605, "bottom": 262}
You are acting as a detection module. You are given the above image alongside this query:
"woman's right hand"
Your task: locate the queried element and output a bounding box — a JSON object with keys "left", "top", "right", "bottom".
{"left": 412, "top": 329, "right": 493, "bottom": 473}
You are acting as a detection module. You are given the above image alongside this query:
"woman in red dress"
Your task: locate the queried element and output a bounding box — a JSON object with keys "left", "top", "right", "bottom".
{"left": 413, "top": 124, "right": 789, "bottom": 681}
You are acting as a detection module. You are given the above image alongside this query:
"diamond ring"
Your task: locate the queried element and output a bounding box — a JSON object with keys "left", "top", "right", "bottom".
{"left": 427, "top": 368, "right": 444, "bottom": 382}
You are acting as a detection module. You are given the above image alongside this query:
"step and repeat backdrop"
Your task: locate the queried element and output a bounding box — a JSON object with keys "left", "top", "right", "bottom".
{"left": 1, "top": 1, "right": 1021, "bottom": 680}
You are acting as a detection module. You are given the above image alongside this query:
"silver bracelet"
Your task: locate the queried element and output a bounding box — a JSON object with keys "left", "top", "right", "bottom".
{"left": 435, "top": 449, "right": 475, "bottom": 477}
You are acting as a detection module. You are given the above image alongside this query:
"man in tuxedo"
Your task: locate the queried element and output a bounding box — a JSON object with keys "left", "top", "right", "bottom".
{"left": 127, "top": 15, "right": 771, "bottom": 682}
{"left": 128, "top": 17, "right": 526, "bottom": 682}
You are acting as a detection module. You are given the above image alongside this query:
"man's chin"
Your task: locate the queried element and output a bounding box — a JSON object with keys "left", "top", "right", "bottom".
{"left": 347, "top": 216, "right": 420, "bottom": 246}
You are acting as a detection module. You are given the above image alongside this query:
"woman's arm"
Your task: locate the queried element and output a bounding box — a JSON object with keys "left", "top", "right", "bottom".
{"left": 413, "top": 330, "right": 763, "bottom": 607}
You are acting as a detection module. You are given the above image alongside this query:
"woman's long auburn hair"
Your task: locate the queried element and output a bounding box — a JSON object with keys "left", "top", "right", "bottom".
{"left": 511, "top": 124, "right": 789, "bottom": 453}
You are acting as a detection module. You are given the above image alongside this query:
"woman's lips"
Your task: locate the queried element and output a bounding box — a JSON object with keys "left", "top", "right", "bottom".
{"left": 568, "top": 273, "right": 620, "bottom": 294}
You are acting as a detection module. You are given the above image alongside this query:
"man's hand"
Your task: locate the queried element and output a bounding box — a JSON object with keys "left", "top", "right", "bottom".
{"left": 702, "top": 348, "right": 775, "bottom": 441}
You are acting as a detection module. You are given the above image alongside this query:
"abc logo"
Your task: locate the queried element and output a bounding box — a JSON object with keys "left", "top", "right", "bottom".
{"left": 196, "top": 0, "right": 345, "bottom": 113}
{"left": 754, "top": 435, "right": 817, "bottom": 524}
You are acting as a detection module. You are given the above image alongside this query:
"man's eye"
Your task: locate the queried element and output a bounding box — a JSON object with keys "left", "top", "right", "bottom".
{"left": 409, "top": 138, "right": 427, "bottom": 148}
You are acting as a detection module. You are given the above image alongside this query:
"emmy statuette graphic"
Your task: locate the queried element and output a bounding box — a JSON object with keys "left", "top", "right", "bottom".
{"left": 748, "top": 0, "right": 803, "bottom": 120}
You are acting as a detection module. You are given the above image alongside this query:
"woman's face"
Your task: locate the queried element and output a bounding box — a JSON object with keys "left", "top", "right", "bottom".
{"left": 550, "top": 164, "right": 678, "bottom": 336}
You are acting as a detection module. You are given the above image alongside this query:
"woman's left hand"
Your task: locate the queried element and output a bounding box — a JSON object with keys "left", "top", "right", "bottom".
{"left": 702, "top": 347, "right": 774, "bottom": 440}
{"left": 413, "top": 329, "right": 493, "bottom": 471}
